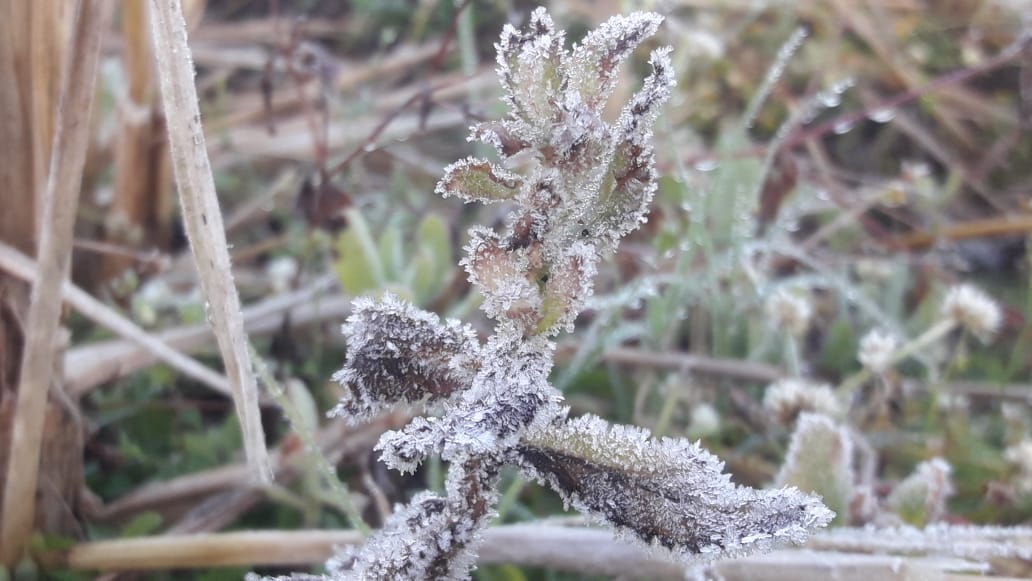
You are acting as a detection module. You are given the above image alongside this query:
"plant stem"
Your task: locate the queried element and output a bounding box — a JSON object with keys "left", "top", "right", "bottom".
{"left": 249, "top": 344, "right": 370, "bottom": 536}
{"left": 838, "top": 319, "right": 957, "bottom": 397}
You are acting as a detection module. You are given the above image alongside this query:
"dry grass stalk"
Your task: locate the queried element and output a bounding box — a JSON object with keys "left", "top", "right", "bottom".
{"left": 55, "top": 526, "right": 1025, "bottom": 580}
{"left": 147, "top": 0, "right": 271, "bottom": 482}
{"left": 0, "top": 240, "right": 233, "bottom": 398}
{"left": 0, "top": 0, "right": 108, "bottom": 565}
{"left": 62, "top": 275, "right": 342, "bottom": 396}
{"left": 104, "top": 0, "right": 172, "bottom": 282}
{"left": 88, "top": 415, "right": 388, "bottom": 523}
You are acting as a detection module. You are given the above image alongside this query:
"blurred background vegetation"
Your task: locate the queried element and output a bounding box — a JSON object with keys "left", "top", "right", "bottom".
{"left": 1, "top": 0, "right": 1030, "bottom": 579}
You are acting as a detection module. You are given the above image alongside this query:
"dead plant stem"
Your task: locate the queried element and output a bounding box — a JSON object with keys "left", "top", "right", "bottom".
{"left": 0, "top": 0, "right": 108, "bottom": 564}
{"left": 148, "top": 0, "right": 270, "bottom": 482}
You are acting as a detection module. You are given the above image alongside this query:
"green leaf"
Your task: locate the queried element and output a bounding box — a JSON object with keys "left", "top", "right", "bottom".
{"left": 417, "top": 213, "right": 451, "bottom": 271}
{"left": 286, "top": 379, "right": 319, "bottom": 432}
{"left": 821, "top": 317, "right": 860, "bottom": 377}
{"left": 408, "top": 213, "right": 452, "bottom": 304}
{"left": 334, "top": 209, "right": 384, "bottom": 295}
{"left": 409, "top": 251, "right": 440, "bottom": 305}
{"left": 377, "top": 225, "right": 404, "bottom": 282}
{"left": 776, "top": 414, "right": 852, "bottom": 526}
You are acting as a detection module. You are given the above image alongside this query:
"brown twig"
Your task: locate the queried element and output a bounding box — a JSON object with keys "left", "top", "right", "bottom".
{"left": 894, "top": 216, "right": 1032, "bottom": 250}
{"left": 0, "top": 0, "right": 109, "bottom": 564}
{"left": 567, "top": 345, "right": 786, "bottom": 385}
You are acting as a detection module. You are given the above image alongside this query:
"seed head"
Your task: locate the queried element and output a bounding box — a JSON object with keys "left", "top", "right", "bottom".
{"left": 763, "top": 379, "right": 840, "bottom": 426}
{"left": 765, "top": 289, "right": 812, "bottom": 337}
{"left": 941, "top": 284, "right": 1002, "bottom": 342}
{"left": 857, "top": 329, "right": 898, "bottom": 374}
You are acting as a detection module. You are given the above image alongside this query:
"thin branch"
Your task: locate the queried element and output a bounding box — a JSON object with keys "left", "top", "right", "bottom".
{"left": 0, "top": 0, "right": 108, "bottom": 564}
{"left": 148, "top": 0, "right": 270, "bottom": 482}
{"left": 0, "top": 241, "right": 234, "bottom": 398}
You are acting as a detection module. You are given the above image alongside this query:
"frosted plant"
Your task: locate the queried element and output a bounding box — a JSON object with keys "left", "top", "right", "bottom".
{"left": 940, "top": 283, "right": 1002, "bottom": 342}
{"left": 764, "top": 288, "right": 813, "bottom": 337}
{"left": 856, "top": 329, "right": 898, "bottom": 375}
{"left": 763, "top": 379, "right": 841, "bottom": 425}
{"left": 266, "top": 9, "right": 833, "bottom": 580}
{"left": 776, "top": 414, "right": 853, "bottom": 526}
{"left": 887, "top": 457, "right": 954, "bottom": 526}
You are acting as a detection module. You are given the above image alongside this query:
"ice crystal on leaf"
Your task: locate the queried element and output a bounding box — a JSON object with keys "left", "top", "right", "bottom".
{"left": 288, "top": 9, "right": 834, "bottom": 581}
{"left": 514, "top": 415, "right": 834, "bottom": 557}
{"left": 330, "top": 294, "right": 481, "bottom": 423}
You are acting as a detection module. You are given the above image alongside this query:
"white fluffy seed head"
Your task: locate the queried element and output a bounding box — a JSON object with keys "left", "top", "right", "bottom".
{"left": 941, "top": 284, "right": 1002, "bottom": 342}
{"left": 857, "top": 329, "right": 898, "bottom": 374}
{"left": 765, "top": 289, "right": 813, "bottom": 337}
{"left": 763, "top": 379, "right": 841, "bottom": 425}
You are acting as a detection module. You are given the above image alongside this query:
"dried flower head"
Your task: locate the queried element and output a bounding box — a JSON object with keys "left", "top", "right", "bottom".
{"left": 765, "top": 289, "right": 813, "bottom": 337}
{"left": 941, "top": 283, "right": 1002, "bottom": 342}
{"left": 764, "top": 379, "right": 841, "bottom": 425}
{"left": 857, "top": 329, "right": 898, "bottom": 374}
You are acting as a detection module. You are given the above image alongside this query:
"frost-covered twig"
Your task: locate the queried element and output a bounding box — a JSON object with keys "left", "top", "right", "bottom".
{"left": 284, "top": 9, "right": 833, "bottom": 580}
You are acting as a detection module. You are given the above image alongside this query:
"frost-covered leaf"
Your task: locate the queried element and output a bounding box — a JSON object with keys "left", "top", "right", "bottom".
{"left": 460, "top": 227, "right": 542, "bottom": 330}
{"left": 468, "top": 121, "right": 531, "bottom": 159}
{"left": 375, "top": 417, "right": 446, "bottom": 474}
{"left": 436, "top": 157, "right": 524, "bottom": 203}
{"left": 514, "top": 414, "right": 834, "bottom": 559}
{"left": 589, "top": 47, "right": 675, "bottom": 251}
{"left": 442, "top": 335, "right": 563, "bottom": 459}
{"left": 535, "top": 242, "right": 598, "bottom": 336}
{"left": 496, "top": 7, "right": 565, "bottom": 133}
{"left": 887, "top": 458, "right": 954, "bottom": 526}
{"left": 331, "top": 294, "right": 481, "bottom": 422}
{"left": 565, "top": 12, "right": 663, "bottom": 112}
{"left": 338, "top": 456, "right": 500, "bottom": 580}
{"left": 775, "top": 413, "right": 853, "bottom": 526}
